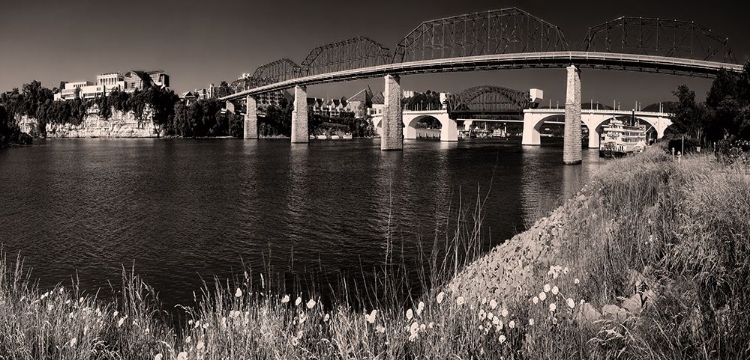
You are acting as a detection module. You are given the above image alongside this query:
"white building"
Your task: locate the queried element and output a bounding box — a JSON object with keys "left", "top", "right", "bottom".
{"left": 54, "top": 71, "right": 168, "bottom": 101}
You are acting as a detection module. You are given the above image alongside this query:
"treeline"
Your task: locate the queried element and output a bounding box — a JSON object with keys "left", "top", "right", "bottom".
{"left": 171, "top": 99, "right": 243, "bottom": 138}
{"left": 402, "top": 90, "right": 442, "bottom": 111}
{"left": 670, "top": 62, "right": 750, "bottom": 143}
{"left": 0, "top": 105, "right": 31, "bottom": 147}
{"left": 256, "top": 99, "right": 375, "bottom": 138}
{"left": 0, "top": 80, "right": 246, "bottom": 139}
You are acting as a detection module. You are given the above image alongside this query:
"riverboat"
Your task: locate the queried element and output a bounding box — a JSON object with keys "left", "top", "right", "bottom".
{"left": 599, "top": 119, "right": 648, "bottom": 158}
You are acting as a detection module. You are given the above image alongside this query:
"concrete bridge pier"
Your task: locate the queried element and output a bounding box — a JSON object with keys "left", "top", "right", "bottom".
{"left": 521, "top": 113, "right": 542, "bottom": 146}
{"left": 564, "top": 65, "right": 582, "bottom": 165}
{"left": 440, "top": 118, "right": 458, "bottom": 142}
{"left": 381, "top": 75, "right": 403, "bottom": 151}
{"left": 244, "top": 95, "right": 258, "bottom": 139}
{"left": 291, "top": 85, "right": 308, "bottom": 143}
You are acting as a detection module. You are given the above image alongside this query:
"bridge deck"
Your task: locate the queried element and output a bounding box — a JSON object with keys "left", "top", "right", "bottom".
{"left": 223, "top": 51, "right": 743, "bottom": 100}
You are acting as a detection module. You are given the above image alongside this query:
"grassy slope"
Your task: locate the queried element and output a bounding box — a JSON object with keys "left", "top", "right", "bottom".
{"left": 1, "top": 148, "right": 748, "bottom": 359}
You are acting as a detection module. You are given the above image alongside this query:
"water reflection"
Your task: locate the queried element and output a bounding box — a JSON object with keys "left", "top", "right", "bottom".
{"left": 0, "top": 139, "right": 601, "bottom": 308}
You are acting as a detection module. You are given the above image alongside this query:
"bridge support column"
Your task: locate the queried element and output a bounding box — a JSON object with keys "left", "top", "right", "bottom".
{"left": 564, "top": 65, "right": 582, "bottom": 164}
{"left": 404, "top": 120, "right": 417, "bottom": 140}
{"left": 440, "top": 117, "right": 458, "bottom": 142}
{"left": 522, "top": 112, "right": 541, "bottom": 146}
{"left": 291, "top": 85, "right": 308, "bottom": 143}
{"left": 381, "top": 75, "right": 403, "bottom": 151}
{"left": 244, "top": 96, "right": 258, "bottom": 139}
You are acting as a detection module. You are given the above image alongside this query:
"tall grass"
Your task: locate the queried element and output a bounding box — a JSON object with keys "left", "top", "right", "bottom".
{"left": 1, "top": 147, "right": 748, "bottom": 359}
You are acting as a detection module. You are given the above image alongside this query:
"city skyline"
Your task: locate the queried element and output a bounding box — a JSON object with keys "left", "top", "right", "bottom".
{"left": 1, "top": 0, "right": 748, "bottom": 107}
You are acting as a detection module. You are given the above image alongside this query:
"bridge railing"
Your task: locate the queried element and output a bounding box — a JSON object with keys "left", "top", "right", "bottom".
{"left": 223, "top": 51, "right": 743, "bottom": 100}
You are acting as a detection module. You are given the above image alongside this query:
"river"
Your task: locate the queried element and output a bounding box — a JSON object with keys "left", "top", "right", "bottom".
{"left": 0, "top": 138, "right": 603, "bottom": 308}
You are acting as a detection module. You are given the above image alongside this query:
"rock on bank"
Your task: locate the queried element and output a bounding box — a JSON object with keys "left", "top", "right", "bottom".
{"left": 18, "top": 107, "right": 159, "bottom": 138}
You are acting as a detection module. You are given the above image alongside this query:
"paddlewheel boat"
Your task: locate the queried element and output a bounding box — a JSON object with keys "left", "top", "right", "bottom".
{"left": 599, "top": 119, "right": 648, "bottom": 158}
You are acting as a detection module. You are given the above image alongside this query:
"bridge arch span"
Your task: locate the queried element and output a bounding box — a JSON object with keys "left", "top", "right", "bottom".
{"left": 403, "top": 111, "right": 458, "bottom": 142}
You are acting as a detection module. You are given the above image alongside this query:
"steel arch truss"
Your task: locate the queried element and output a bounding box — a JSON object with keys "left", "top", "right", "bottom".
{"left": 230, "top": 76, "right": 272, "bottom": 92}
{"left": 299, "top": 36, "right": 392, "bottom": 76}
{"left": 252, "top": 58, "right": 302, "bottom": 84}
{"left": 393, "top": 7, "right": 568, "bottom": 63}
{"left": 448, "top": 85, "right": 531, "bottom": 117}
{"left": 580, "top": 17, "right": 735, "bottom": 63}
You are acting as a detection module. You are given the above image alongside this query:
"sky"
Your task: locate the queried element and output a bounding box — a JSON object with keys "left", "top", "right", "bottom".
{"left": 1, "top": 0, "right": 748, "bottom": 107}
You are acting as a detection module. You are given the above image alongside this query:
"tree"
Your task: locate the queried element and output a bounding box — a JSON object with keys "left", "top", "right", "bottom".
{"left": 669, "top": 85, "right": 704, "bottom": 141}
{"left": 215, "top": 81, "right": 234, "bottom": 99}
{"left": 700, "top": 64, "right": 750, "bottom": 142}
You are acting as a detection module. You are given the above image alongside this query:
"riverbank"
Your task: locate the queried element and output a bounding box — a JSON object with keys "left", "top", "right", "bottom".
{"left": 1, "top": 147, "right": 748, "bottom": 359}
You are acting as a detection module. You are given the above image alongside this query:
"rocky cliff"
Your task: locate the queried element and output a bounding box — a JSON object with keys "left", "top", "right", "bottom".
{"left": 18, "top": 107, "right": 159, "bottom": 138}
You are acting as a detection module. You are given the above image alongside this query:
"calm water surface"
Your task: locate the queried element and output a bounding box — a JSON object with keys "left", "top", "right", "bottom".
{"left": 0, "top": 138, "right": 602, "bottom": 308}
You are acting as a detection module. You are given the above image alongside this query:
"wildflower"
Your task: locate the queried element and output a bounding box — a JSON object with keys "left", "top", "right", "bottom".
{"left": 409, "top": 322, "right": 419, "bottom": 337}
{"left": 366, "top": 310, "right": 377, "bottom": 324}
{"left": 406, "top": 309, "right": 413, "bottom": 320}
{"left": 501, "top": 307, "right": 509, "bottom": 318}
{"left": 417, "top": 301, "right": 425, "bottom": 316}
{"left": 479, "top": 309, "right": 486, "bottom": 320}
{"left": 529, "top": 318, "right": 535, "bottom": 326}
{"left": 574, "top": 278, "right": 580, "bottom": 285}
{"left": 456, "top": 296, "right": 465, "bottom": 306}
{"left": 552, "top": 286, "right": 559, "bottom": 295}
{"left": 117, "top": 317, "right": 125, "bottom": 327}
{"left": 197, "top": 341, "right": 204, "bottom": 350}
{"left": 563, "top": 267, "right": 569, "bottom": 274}
{"left": 59, "top": 287, "right": 64, "bottom": 294}
{"left": 489, "top": 299, "right": 498, "bottom": 309}
{"left": 509, "top": 320, "right": 515, "bottom": 329}
{"left": 65, "top": 300, "right": 71, "bottom": 305}
{"left": 549, "top": 303, "right": 557, "bottom": 312}
{"left": 41, "top": 293, "right": 47, "bottom": 300}
{"left": 79, "top": 297, "right": 84, "bottom": 304}
{"left": 154, "top": 354, "right": 163, "bottom": 360}
{"left": 47, "top": 304, "right": 54, "bottom": 312}
{"left": 281, "top": 294, "right": 290, "bottom": 304}
{"left": 202, "top": 323, "right": 209, "bottom": 329}
{"left": 69, "top": 337, "right": 77, "bottom": 347}
{"left": 428, "top": 322, "right": 434, "bottom": 329}
{"left": 481, "top": 298, "right": 487, "bottom": 305}
{"left": 295, "top": 297, "right": 302, "bottom": 306}
{"left": 230, "top": 310, "right": 240, "bottom": 318}
{"left": 436, "top": 292, "right": 445, "bottom": 304}
{"left": 177, "top": 352, "right": 187, "bottom": 360}
{"left": 235, "top": 288, "right": 242, "bottom": 298}
{"left": 376, "top": 324, "right": 386, "bottom": 333}
{"left": 324, "top": 313, "right": 330, "bottom": 322}
{"left": 532, "top": 296, "right": 539, "bottom": 304}
{"left": 420, "top": 324, "right": 426, "bottom": 331}
{"left": 539, "top": 292, "right": 547, "bottom": 301}
{"left": 492, "top": 317, "right": 500, "bottom": 325}
{"left": 306, "top": 298, "right": 316, "bottom": 309}
{"left": 185, "top": 336, "right": 191, "bottom": 343}
{"left": 567, "top": 298, "right": 575, "bottom": 309}
{"left": 499, "top": 334, "right": 507, "bottom": 343}
{"left": 113, "top": 311, "right": 118, "bottom": 318}
{"left": 544, "top": 284, "right": 551, "bottom": 293}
